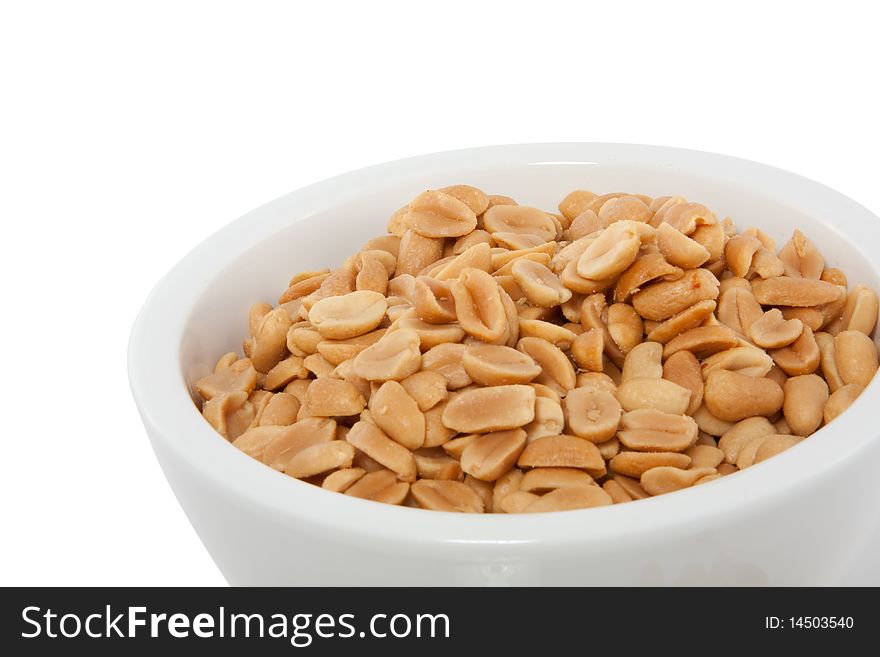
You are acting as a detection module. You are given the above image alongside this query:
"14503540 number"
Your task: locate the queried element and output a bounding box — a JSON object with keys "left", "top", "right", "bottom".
{"left": 790, "top": 617, "right": 854, "bottom": 629}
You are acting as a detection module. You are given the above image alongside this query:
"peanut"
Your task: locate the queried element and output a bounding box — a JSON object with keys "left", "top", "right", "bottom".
{"left": 462, "top": 344, "right": 542, "bottom": 386}
{"left": 749, "top": 309, "right": 804, "bottom": 349}
{"left": 641, "top": 466, "right": 717, "bottom": 496}
{"left": 406, "top": 190, "right": 478, "bottom": 238}
{"left": 346, "top": 420, "right": 417, "bottom": 482}
{"left": 410, "top": 479, "right": 484, "bottom": 513}
{"left": 516, "top": 336, "right": 577, "bottom": 394}
{"left": 563, "top": 386, "right": 622, "bottom": 443}
{"left": 352, "top": 329, "right": 422, "bottom": 381}
{"left": 704, "top": 370, "right": 783, "bottom": 422}
{"left": 518, "top": 434, "right": 605, "bottom": 474}
{"left": 632, "top": 268, "right": 719, "bottom": 321}
{"left": 524, "top": 486, "right": 613, "bottom": 512}
{"left": 285, "top": 441, "right": 355, "bottom": 479}
{"left": 442, "top": 384, "right": 536, "bottom": 433}
{"left": 617, "top": 409, "right": 698, "bottom": 452}
{"left": 520, "top": 467, "right": 597, "bottom": 493}
{"left": 835, "top": 330, "right": 879, "bottom": 386}
{"left": 483, "top": 205, "right": 558, "bottom": 243}
{"left": 824, "top": 384, "right": 864, "bottom": 424}
{"left": 616, "top": 377, "right": 691, "bottom": 414}
{"left": 460, "top": 429, "right": 528, "bottom": 481}
{"left": 368, "top": 381, "right": 425, "bottom": 450}
{"left": 610, "top": 451, "right": 691, "bottom": 477}
{"left": 511, "top": 259, "right": 572, "bottom": 307}
{"left": 783, "top": 375, "right": 829, "bottom": 436}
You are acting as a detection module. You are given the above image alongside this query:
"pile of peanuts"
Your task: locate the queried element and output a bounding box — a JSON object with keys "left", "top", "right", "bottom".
{"left": 194, "top": 185, "right": 880, "bottom": 513}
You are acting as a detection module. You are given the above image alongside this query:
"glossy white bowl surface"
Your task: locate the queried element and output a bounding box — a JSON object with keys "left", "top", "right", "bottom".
{"left": 129, "top": 144, "right": 880, "bottom": 585}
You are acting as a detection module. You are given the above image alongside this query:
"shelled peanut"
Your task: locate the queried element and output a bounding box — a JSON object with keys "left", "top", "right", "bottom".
{"left": 194, "top": 185, "right": 880, "bottom": 513}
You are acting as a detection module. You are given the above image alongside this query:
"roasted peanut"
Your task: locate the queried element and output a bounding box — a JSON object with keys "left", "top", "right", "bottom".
{"left": 716, "top": 286, "right": 763, "bottom": 337}
{"left": 610, "top": 474, "right": 650, "bottom": 500}
{"left": 449, "top": 268, "right": 507, "bottom": 342}
{"left": 407, "top": 190, "right": 478, "bottom": 238}
{"left": 570, "top": 328, "right": 604, "bottom": 371}
{"left": 308, "top": 290, "right": 387, "bottom": 340}
{"left": 641, "top": 466, "right": 717, "bottom": 495}
{"left": 558, "top": 190, "right": 598, "bottom": 222}
{"left": 524, "top": 396, "right": 566, "bottom": 442}
{"left": 778, "top": 229, "right": 824, "bottom": 279}
{"left": 654, "top": 200, "right": 716, "bottom": 235}
{"left": 751, "top": 276, "right": 841, "bottom": 307}
{"left": 617, "top": 409, "right": 698, "bottom": 452}
{"left": 369, "top": 381, "right": 425, "bottom": 450}
{"left": 196, "top": 358, "right": 257, "bottom": 401}
{"left": 598, "top": 195, "right": 652, "bottom": 223}
{"left": 410, "top": 479, "right": 484, "bottom": 513}
{"left": 701, "top": 347, "right": 774, "bottom": 379}
{"left": 769, "top": 326, "right": 820, "bottom": 376}
{"left": 322, "top": 468, "right": 366, "bottom": 493}
{"left": 395, "top": 229, "right": 444, "bottom": 277}
{"left": 656, "top": 222, "right": 711, "bottom": 269}
{"left": 460, "top": 429, "right": 527, "bottom": 481}
{"left": 346, "top": 420, "right": 417, "bottom": 482}
{"left": 603, "top": 479, "right": 634, "bottom": 504}
{"left": 246, "top": 419, "right": 335, "bottom": 470}
{"left": 516, "top": 336, "right": 577, "bottom": 394}
{"left": 421, "top": 342, "right": 472, "bottom": 389}
{"left": 202, "top": 390, "right": 249, "bottom": 439}
{"left": 413, "top": 453, "right": 462, "bottom": 480}
{"left": 400, "top": 370, "right": 448, "bottom": 411}
{"left": 483, "top": 205, "right": 558, "bottom": 242}
{"left": 524, "top": 486, "right": 613, "bottom": 512}
{"left": 610, "top": 451, "right": 691, "bottom": 477}
{"left": 442, "top": 384, "right": 536, "bottom": 433}
{"left": 824, "top": 384, "right": 864, "bottom": 423}
{"left": 841, "top": 285, "right": 879, "bottom": 335}
{"left": 632, "top": 268, "right": 719, "bottom": 321}
{"left": 620, "top": 341, "right": 663, "bottom": 381}
{"left": 717, "top": 417, "right": 776, "bottom": 464}
{"left": 613, "top": 253, "right": 682, "bottom": 303}
{"left": 577, "top": 220, "right": 644, "bottom": 280}
{"left": 662, "top": 325, "right": 738, "bottom": 359}
{"left": 783, "top": 375, "right": 828, "bottom": 436}
{"left": 249, "top": 307, "right": 294, "bottom": 373}
{"left": 662, "top": 350, "right": 704, "bottom": 415}
{"left": 345, "top": 470, "right": 410, "bottom": 505}
{"left": 520, "top": 467, "right": 596, "bottom": 493}
{"left": 563, "top": 386, "right": 622, "bottom": 442}
{"left": 646, "top": 299, "right": 718, "bottom": 344}
{"left": 511, "top": 258, "right": 572, "bottom": 308}
{"left": 606, "top": 303, "right": 643, "bottom": 354}
{"left": 684, "top": 444, "right": 724, "bottom": 469}
{"left": 835, "top": 330, "right": 879, "bottom": 386}
{"left": 616, "top": 377, "right": 691, "bottom": 414}
{"left": 462, "top": 344, "right": 542, "bottom": 386}
{"left": 518, "top": 435, "right": 605, "bottom": 474}
{"left": 285, "top": 441, "right": 355, "bottom": 479}
{"left": 259, "top": 392, "right": 301, "bottom": 427}
{"left": 353, "top": 329, "right": 422, "bottom": 381}
{"left": 301, "top": 377, "right": 366, "bottom": 417}
{"left": 412, "top": 276, "right": 456, "bottom": 324}
{"left": 749, "top": 309, "right": 803, "bottom": 348}
{"left": 704, "top": 369, "right": 783, "bottom": 422}
{"left": 751, "top": 434, "right": 799, "bottom": 465}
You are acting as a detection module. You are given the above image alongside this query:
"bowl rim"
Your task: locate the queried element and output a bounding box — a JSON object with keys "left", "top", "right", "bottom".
{"left": 128, "top": 142, "right": 880, "bottom": 551}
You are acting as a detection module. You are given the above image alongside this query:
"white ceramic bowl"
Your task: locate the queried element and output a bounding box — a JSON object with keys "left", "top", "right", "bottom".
{"left": 129, "top": 143, "right": 880, "bottom": 586}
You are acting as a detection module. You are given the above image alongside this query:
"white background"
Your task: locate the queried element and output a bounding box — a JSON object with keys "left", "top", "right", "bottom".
{"left": 1, "top": 0, "right": 878, "bottom": 586}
